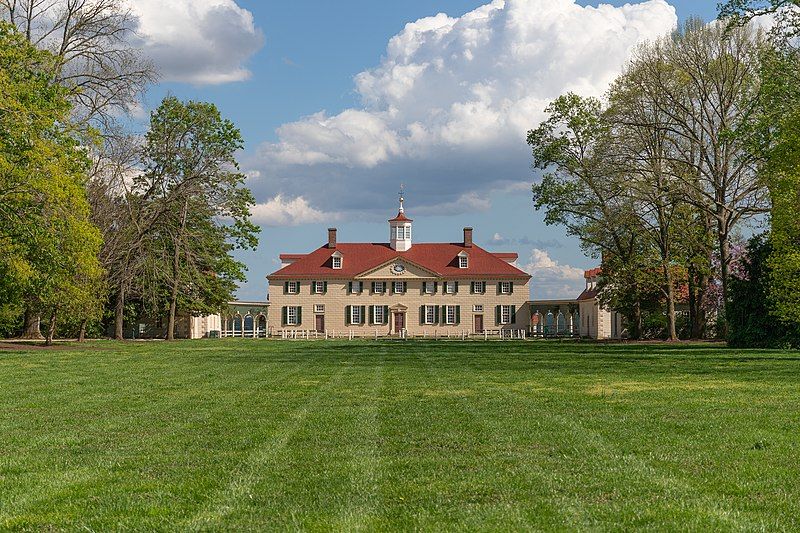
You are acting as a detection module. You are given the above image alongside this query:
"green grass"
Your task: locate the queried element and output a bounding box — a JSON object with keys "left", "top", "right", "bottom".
{"left": 1, "top": 340, "right": 799, "bottom": 531}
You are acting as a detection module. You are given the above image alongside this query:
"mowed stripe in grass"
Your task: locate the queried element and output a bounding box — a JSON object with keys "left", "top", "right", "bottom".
{"left": 0, "top": 340, "right": 798, "bottom": 530}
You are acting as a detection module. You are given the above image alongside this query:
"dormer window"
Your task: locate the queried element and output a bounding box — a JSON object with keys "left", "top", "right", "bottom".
{"left": 331, "top": 251, "right": 342, "bottom": 269}
{"left": 458, "top": 251, "right": 469, "bottom": 269}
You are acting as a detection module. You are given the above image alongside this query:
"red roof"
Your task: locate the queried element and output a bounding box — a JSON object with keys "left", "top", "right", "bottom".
{"left": 279, "top": 254, "right": 305, "bottom": 261}
{"left": 494, "top": 252, "right": 518, "bottom": 261}
{"left": 584, "top": 267, "right": 602, "bottom": 278}
{"left": 268, "top": 243, "right": 531, "bottom": 280}
{"left": 389, "top": 210, "right": 412, "bottom": 222}
{"left": 577, "top": 288, "right": 600, "bottom": 301}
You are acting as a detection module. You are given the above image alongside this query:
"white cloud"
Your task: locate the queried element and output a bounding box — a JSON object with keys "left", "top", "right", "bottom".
{"left": 130, "top": 0, "right": 264, "bottom": 85}
{"left": 250, "top": 195, "right": 340, "bottom": 227}
{"left": 247, "top": 0, "right": 677, "bottom": 217}
{"left": 523, "top": 248, "right": 586, "bottom": 299}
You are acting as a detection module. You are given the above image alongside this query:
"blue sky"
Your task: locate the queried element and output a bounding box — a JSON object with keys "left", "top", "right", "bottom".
{"left": 132, "top": 0, "right": 721, "bottom": 301}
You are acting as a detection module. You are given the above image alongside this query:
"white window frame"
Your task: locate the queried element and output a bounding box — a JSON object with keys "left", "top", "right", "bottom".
{"left": 373, "top": 305, "right": 384, "bottom": 324}
{"left": 473, "top": 281, "right": 486, "bottom": 294}
{"left": 351, "top": 281, "right": 362, "bottom": 293}
{"left": 332, "top": 256, "right": 342, "bottom": 269}
{"left": 287, "top": 281, "right": 299, "bottom": 294}
{"left": 351, "top": 306, "right": 362, "bottom": 324}
{"left": 373, "top": 282, "right": 386, "bottom": 294}
{"left": 424, "top": 281, "right": 435, "bottom": 294}
{"left": 446, "top": 305, "right": 456, "bottom": 325}
{"left": 424, "top": 305, "right": 436, "bottom": 325}
{"left": 499, "top": 281, "right": 511, "bottom": 294}
{"left": 445, "top": 281, "right": 456, "bottom": 294}
{"left": 500, "top": 305, "right": 511, "bottom": 324}
{"left": 313, "top": 281, "right": 325, "bottom": 294}
{"left": 473, "top": 304, "right": 483, "bottom": 313}
{"left": 404, "top": 226, "right": 411, "bottom": 239}
{"left": 459, "top": 256, "right": 468, "bottom": 269}
{"left": 393, "top": 281, "right": 405, "bottom": 294}
{"left": 287, "top": 306, "right": 299, "bottom": 325}
{"left": 314, "top": 304, "right": 324, "bottom": 314}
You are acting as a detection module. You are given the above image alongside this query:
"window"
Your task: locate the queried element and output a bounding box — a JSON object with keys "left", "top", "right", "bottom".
{"left": 314, "top": 304, "right": 324, "bottom": 314}
{"left": 313, "top": 281, "right": 325, "bottom": 294}
{"left": 424, "top": 305, "right": 436, "bottom": 325}
{"left": 472, "top": 281, "right": 486, "bottom": 294}
{"left": 424, "top": 281, "right": 435, "bottom": 294}
{"left": 446, "top": 305, "right": 456, "bottom": 325}
{"left": 404, "top": 226, "right": 411, "bottom": 239}
{"left": 445, "top": 281, "right": 457, "bottom": 294}
{"left": 459, "top": 255, "right": 468, "bottom": 268}
{"left": 373, "top": 305, "right": 385, "bottom": 324}
{"left": 351, "top": 306, "right": 362, "bottom": 324}
{"left": 373, "top": 281, "right": 386, "bottom": 294}
{"left": 473, "top": 305, "right": 483, "bottom": 313}
{"left": 287, "top": 306, "right": 299, "bottom": 325}
{"left": 287, "top": 281, "right": 299, "bottom": 294}
{"left": 499, "top": 281, "right": 511, "bottom": 294}
{"left": 350, "top": 281, "right": 362, "bottom": 294}
{"left": 332, "top": 256, "right": 342, "bottom": 269}
{"left": 393, "top": 281, "right": 406, "bottom": 294}
{"left": 500, "top": 305, "right": 511, "bottom": 324}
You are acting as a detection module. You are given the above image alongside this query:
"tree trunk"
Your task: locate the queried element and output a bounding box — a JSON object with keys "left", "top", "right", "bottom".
{"left": 630, "top": 300, "right": 643, "bottom": 340}
{"left": 663, "top": 264, "right": 678, "bottom": 341}
{"left": 45, "top": 310, "right": 57, "bottom": 347}
{"left": 718, "top": 230, "right": 731, "bottom": 339}
{"left": 167, "top": 287, "right": 178, "bottom": 341}
{"left": 114, "top": 286, "right": 125, "bottom": 340}
{"left": 20, "top": 308, "right": 44, "bottom": 340}
{"left": 78, "top": 319, "right": 88, "bottom": 342}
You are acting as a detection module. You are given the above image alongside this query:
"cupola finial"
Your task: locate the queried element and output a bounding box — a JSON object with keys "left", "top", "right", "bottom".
{"left": 398, "top": 183, "right": 405, "bottom": 213}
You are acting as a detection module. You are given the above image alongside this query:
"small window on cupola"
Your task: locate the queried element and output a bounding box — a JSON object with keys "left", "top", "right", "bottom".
{"left": 458, "top": 251, "right": 468, "bottom": 269}
{"left": 331, "top": 251, "right": 342, "bottom": 269}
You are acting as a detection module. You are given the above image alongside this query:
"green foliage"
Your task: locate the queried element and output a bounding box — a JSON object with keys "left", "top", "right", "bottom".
{"left": 0, "top": 22, "right": 103, "bottom": 336}
{"left": 728, "top": 235, "right": 800, "bottom": 348}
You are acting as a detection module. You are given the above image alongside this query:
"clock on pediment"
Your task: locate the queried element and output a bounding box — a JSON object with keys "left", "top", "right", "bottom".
{"left": 391, "top": 263, "right": 406, "bottom": 275}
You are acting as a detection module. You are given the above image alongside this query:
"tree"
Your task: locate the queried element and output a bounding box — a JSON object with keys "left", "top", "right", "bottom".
{"left": 133, "top": 97, "right": 259, "bottom": 340}
{"left": 0, "top": 22, "right": 103, "bottom": 340}
{"left": 528, "top": 93, "right": 650, "bottom": 338}
{"left": 620, "top": 19, "right": 769, "bottom": 331}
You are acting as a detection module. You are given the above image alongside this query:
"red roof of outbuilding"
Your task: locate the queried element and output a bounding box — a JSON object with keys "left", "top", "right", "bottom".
{"left": 268, "top": 243, "right": 531, "bottom": 280}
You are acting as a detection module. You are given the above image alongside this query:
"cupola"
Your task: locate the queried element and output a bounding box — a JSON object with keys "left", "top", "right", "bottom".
{"left": 389, "top": 186, "right": 412, "bottom": 251}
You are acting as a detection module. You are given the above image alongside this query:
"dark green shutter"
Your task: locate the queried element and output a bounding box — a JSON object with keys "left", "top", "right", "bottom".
{"left": 369, "top": 305, "right": 374, "bottom": 325}
{"left": 284, "top": 282, "right": 289, "bottom": 294}
{"left": 456, "top": 306, "right": 461, "bottom": 325}
{"left": 497, "top": 282, "right": 502, "bottom": 294}
{"left": 511, "top": 305, "right": 517, "bottom": 324}
{"left": 434, "top": 306, "right": 440, "bottom": 324}
{"left": 402, "top": 281, "right": 407, "bottom": 293}
{"left": 371, "top": 282, "right": 376, "bottom": 293}
{"left": 282, "top": 306, "right": 287, "bottom": 326}
{"left": 509, "top": 282, "right": 514, "bottom": 294}
{"left": 360, "top": 306, "right": 366, "bottom": 325}
{"left": 420, "top": 306, "right": 425, "bottom": 325}
{"left": 345, "top": 305, "right": 351, "bottom": 326}
{"left": 383, "top": 306, "right": 389, "bottom": 325}
{"left": 470, "top": 282, "right": 475, "bottom": 294}
{"left": 495, "top": 305, "right": 501, "bottom": 325}
{"left": 433, "top": 282, "right": 438, "bottom": 294}
{"left": 297, "top": 307, "right": 302, "bottom": 325}
{"left": 348, "top": 281, "right": 352, "bottom": 294}
{"left": 454, "top": 281, "right": 459, "bottom": 294}
{"left": 323, "top": 281, "right": 328, "bottom": 294}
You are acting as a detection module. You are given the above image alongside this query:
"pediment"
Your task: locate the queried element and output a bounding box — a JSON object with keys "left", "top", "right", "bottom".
{"left": 356, "top": 257, "right": 439, "bottom": 279}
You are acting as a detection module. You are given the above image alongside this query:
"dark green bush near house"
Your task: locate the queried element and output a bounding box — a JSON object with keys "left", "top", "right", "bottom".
{"left": 728, "top": 234, "right": 800, "bottom": 348}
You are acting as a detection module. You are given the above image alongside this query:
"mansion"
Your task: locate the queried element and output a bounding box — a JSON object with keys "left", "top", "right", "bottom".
{"left": 267, "top": 198, "right": 532, "bottom": 336}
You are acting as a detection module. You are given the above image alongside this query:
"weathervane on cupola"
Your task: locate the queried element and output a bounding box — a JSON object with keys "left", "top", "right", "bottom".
{"left": 389, "top": 182, "right": 413, "bottom": 251}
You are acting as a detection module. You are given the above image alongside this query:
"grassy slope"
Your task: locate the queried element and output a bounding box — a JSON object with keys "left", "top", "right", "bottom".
{"left": 0, "top": 340, "right": 798, "bottom": 531}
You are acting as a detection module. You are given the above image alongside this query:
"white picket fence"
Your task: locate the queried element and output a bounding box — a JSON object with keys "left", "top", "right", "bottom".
{"left": 271, "top": 328, "right": 528, "bottom": 340}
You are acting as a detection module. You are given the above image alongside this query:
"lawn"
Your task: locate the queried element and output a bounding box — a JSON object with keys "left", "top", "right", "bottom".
{"left": 0, "top": 340, "right": 798, "bottom": 531}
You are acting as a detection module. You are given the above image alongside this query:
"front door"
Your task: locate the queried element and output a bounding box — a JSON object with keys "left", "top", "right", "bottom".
{"left": 474, "top": 314, "right": 484, "bottom": 333}
{"left": 315, "top": 314, "right": 324, "bottom": 333}
{"left": 394, "top": 312, "right": 405, "bottom": 334}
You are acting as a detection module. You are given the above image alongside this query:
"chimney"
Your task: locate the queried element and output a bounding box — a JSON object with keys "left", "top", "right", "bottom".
{"left": 327, "top": 227, "right": 337, "bottom": 248}
{"left": 463, "top": 227, "right": 473, "bottom": 247}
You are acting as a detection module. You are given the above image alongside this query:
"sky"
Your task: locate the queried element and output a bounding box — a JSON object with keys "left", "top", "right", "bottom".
{"left": 127, "top": 0, "right": 722, "bottom": 301}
